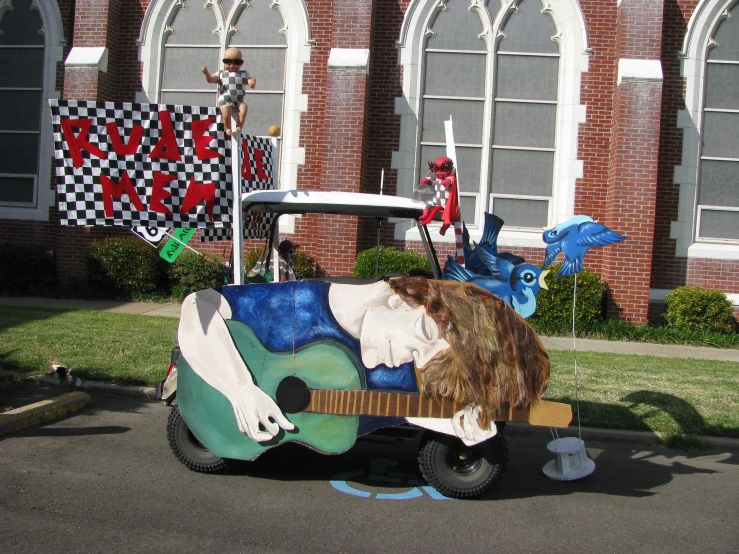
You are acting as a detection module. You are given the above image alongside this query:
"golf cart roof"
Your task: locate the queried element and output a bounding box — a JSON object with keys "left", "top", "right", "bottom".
{"left": 241, "top": 190, "right": 425, "bottom": 219}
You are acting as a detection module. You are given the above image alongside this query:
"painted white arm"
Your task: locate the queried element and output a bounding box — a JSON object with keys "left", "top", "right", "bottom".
{"left": 178, "top": 290, "right": 294, "bottom": 442}
{"left": 407, "top": 405, "right": 497, "bottom": 447}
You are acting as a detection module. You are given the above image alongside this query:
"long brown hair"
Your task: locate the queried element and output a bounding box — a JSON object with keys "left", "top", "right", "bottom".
{"left": 388, "top": 276, "right": 550, "bottom": 428}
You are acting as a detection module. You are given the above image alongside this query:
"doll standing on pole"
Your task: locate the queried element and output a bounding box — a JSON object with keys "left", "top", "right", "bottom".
{"left": 202, "top": 47, "right": 256, "bottom": 136}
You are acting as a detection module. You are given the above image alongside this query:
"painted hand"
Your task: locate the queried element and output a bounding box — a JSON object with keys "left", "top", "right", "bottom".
{"left": 230, "top": 386, "right": 295, "bottom": 442}
{"left": 452, "top": 403, "right": 497, "bottom": 444}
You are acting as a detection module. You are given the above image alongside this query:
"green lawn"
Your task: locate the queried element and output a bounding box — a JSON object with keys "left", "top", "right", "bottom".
{"left": 0, "top": 307, "right": 178, "bottom": 386}
{"left": 2, "top": 306, "right": 737, "bottom": 442}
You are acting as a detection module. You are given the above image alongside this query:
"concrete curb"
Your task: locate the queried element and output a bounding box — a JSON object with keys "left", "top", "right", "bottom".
{"left": 0, "top": 391, "right": 92, "bottom": 435}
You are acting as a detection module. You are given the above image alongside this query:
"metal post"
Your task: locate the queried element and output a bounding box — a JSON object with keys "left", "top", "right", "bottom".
{"left": 270, "top": 137, "right": 280, "bottom": 283}
{"left": 231, "top": 121, "right": 244, "bottom": 285}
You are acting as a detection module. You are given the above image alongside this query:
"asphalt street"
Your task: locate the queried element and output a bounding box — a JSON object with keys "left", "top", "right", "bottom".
{"left": 1, "top": 386, "right": 738, "bottom": 553}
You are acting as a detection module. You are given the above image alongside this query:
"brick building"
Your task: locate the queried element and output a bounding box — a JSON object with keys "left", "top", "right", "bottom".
{"left": 1, "top": 0, "right": 738, "bottom": 323}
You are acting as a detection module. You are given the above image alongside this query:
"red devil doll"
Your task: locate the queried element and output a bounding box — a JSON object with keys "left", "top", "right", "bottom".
{"left": 419, "top": 156, "right": 460, "bottom": 235}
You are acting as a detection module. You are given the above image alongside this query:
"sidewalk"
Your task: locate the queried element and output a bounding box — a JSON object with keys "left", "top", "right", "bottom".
{"left": 2, "top": 296, "right": 738, "bottom": 361}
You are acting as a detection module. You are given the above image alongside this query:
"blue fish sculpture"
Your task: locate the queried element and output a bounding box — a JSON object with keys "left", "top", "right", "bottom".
{"left": 462, "top": 213, "right": 525, "bottom": 275}
{"left": 444, "top": 247, "right": 549, "bottom": 319}
{"left": 542, "top": 215, "right": 625, "bottom": 277}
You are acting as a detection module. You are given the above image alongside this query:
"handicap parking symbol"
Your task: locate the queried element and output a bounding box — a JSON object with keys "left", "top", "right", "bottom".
{"left": 330, "top": 458, "right": 452, "bottom": 500}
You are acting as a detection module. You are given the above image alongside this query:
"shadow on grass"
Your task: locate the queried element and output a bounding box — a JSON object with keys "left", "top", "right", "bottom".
{"left": 0, "top": 306, "right": 74, "bottom": 333}
{"left": 550, "top": 390, "right": 739, "bottom": 445}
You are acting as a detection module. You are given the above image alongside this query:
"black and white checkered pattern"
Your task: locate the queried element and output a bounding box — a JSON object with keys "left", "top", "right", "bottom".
{"left": 217, "top": 70, "right": 252, "bottom": 108}
{"left": 426, "top": 177, "right": 449, "bottom": 209}
{"left": 50, "top": 100, "right": 233, "bottom": 228}
{"left": 200, "top": 134, "right": 276, "bottom": 241}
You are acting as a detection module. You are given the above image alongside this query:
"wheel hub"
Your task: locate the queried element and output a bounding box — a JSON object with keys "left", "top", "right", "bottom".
{"left": 446, "top": 445, "right": 482, "bottom": 476}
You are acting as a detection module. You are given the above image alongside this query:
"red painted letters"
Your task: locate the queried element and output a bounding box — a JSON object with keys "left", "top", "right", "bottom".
{"left": 61, "top": 118, "right": 107, "bottom": 168}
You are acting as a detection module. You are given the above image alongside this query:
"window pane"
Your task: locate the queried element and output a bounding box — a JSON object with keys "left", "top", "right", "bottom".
{"left": 162, "top": 47, "right": 220, "bottom": 90}
{"left": 420, "top": 144, "right": 481, "bottom": 193}
{"left": 241, "top": 93, "right": 283, "bottom": 137}
{"left": 491, "top": 149, "right": 554, "bottom": 196}
{"left": 707, "top": 1, "right": 739, "bottom": 61}
{"left": 166, "top": 3, "right": 220, "bottom": 45}
{"left": 493, "top": 102, "right": 556, "bottom": 148}
{"left": 702, "top": 112, "right": 739, "bottom": 158}
{"left": 498, "top": 0, "right": 558, "bottom": 54}
{"left": 425, "top": 52, "right": 486, "bottom": 98}
{"left": 492, "top": 197, "right": 549, "bottom": 228}
{"left": 0, "top": 176, "right": 35, "bottom": 203}
{"left": 160, "top": 91, "right": 217, "bottom": 107}
{"left": 0, "top": 0, "right": 44, "bottom": 45}
{"left": 698, "top": 159, "right": 739, "bottom": 207}
{"left": 495, "top": 54, "right": 558, "bottom": 101}
{"left": 0, "top": 90, "right": 41, "bottom": 131}
{"left": 222, "top": 0, "right": 235, "bottom": 15}
{"left": 234, "top": 49, "right": 285, "bottom": 91}
{"left": 427, "top": 0, "right": 486, "bottom": 51}
{"left": 705, "top": 63, "right": 739, "bottom": 110}
{"left": 460, "top": 195, "right": 477, "bottom": 224}
{"left": 233, "top": 2, "right": 287, "bottom": 45}
{"left": 699, "top": 209, "right": 739, "bottom": 239}
{"left": 0, "top": 133, "right": 39, "bottom": 173}
{"left": 0, "top": 48, "right": 44, "bottom": 88}
{"left": 422, "top": 98, "right": 484, "bottom": 144}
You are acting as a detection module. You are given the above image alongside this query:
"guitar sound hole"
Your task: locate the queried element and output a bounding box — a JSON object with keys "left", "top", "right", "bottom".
{"left": 276, "top": 376, "right": 311, "bottom": 414}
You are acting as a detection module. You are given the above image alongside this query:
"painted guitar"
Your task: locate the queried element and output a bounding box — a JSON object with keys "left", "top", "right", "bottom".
{"left": 177, "top": 320, "right": 570, "bottom": 461}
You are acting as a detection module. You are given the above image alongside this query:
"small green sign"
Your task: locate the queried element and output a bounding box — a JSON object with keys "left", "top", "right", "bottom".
{"left": 160, "top": 228, "right": 196, "bottom": 263}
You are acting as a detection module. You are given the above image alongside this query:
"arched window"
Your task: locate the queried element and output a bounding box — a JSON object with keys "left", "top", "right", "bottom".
{"left": 691, "top": 1, "right": 739, "bottom": 246}
{"left": 0, "top": 0, "right": 63, "bottom": 220}
{"left": 396, "top": 0, "right": 588, "bottom": 246}
{"left": 139, "top": 0, "right": 311, "bottom": 190}
{"left": 674, "top": 0, "right": 739, "bottom": 258}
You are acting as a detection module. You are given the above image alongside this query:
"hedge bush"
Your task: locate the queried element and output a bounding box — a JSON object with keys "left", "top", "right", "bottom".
{"left": 243, "top": 246, "right": 316, "bottom": 279}
{"left": 528, "top": 263, "right": 607, "bottom": 331}
{"left": 0, "top": 241, "right": 55, "bottom": 295}
{"left": 167, "top": 250, "right": 229, "bottom": 300}
{"left": 664, "top": 286, "right": 735, "bottom": 334}
{"left": 87, "top": 237, "right": 164, "bottom": 295}
{"left": 354, "top": 246, "right": 431, "bottom": 278}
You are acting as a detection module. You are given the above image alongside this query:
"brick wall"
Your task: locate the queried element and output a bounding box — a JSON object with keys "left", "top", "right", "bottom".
{"left": 8, "top": 0, "right": 739, "bottom": 315}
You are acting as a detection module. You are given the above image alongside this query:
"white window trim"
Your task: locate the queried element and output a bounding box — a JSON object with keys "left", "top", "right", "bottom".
{"left": 394, "top": 0, "right": 588, "bottom": 245}
{"left": 0, "top": 0, "right": 64, "bottom": 221}
{"left": 673, "top": 0, "right": 739, "bottom": 258}
{"left": 137, "top": 0, "right": 311, "bottom": 209}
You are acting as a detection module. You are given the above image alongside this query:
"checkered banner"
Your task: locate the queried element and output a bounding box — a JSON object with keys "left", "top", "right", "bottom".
{"left": 200, "top": 134, "right": 275, "bottom": 241}
{"left": 49, "top": 100, "right": 274, "bottom": 229}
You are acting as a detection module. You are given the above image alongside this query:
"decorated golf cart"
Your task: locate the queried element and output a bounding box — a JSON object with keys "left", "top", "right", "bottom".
{"left": 161, "top": 190, "right": 573, "bottom": 499}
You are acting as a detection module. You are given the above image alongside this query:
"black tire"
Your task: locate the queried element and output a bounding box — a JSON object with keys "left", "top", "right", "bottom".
{"left": 167, "top": 406, "right": 229, "bottom": 473}
{"left": 418, "top": 434, "right": 508, "bottom": 499}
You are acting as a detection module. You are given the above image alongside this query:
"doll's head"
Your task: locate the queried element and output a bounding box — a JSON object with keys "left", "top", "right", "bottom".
{"left": 222, "top": 47, "right": 244, "bottom": 71}
{"left": 428, "top": 156, "right": 454, "bottom": 180}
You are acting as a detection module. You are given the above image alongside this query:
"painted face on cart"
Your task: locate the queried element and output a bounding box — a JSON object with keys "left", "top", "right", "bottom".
{"left": 359, "top": 293, "right": 449, "bottom": 369}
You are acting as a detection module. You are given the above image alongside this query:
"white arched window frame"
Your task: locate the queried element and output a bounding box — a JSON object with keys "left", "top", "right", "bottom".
{"left": 673, "top": 0, "right": 739, "bottom": 259}
{"left": 0, "top": 0, "right": 64, "bottom": 221}
{"left": 394, "top": 0, "right": 588, "bottom": 246}
{"left": 137, "top": 0, "right": 311, "bottom": 204}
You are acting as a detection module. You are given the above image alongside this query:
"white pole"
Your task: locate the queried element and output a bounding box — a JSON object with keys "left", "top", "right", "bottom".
{"left": 231, "top": 121, "right": 244, "bottom": 285}
{"left": 271, "top": 137, "right": 280, "bottom": 283}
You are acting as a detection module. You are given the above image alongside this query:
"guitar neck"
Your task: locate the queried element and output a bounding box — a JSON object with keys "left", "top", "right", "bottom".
{"left": 306, "top": 389, "right": 464, "bottom": 419}
{"left": 305, "top": 388, "right": 562, "bottom": 425}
